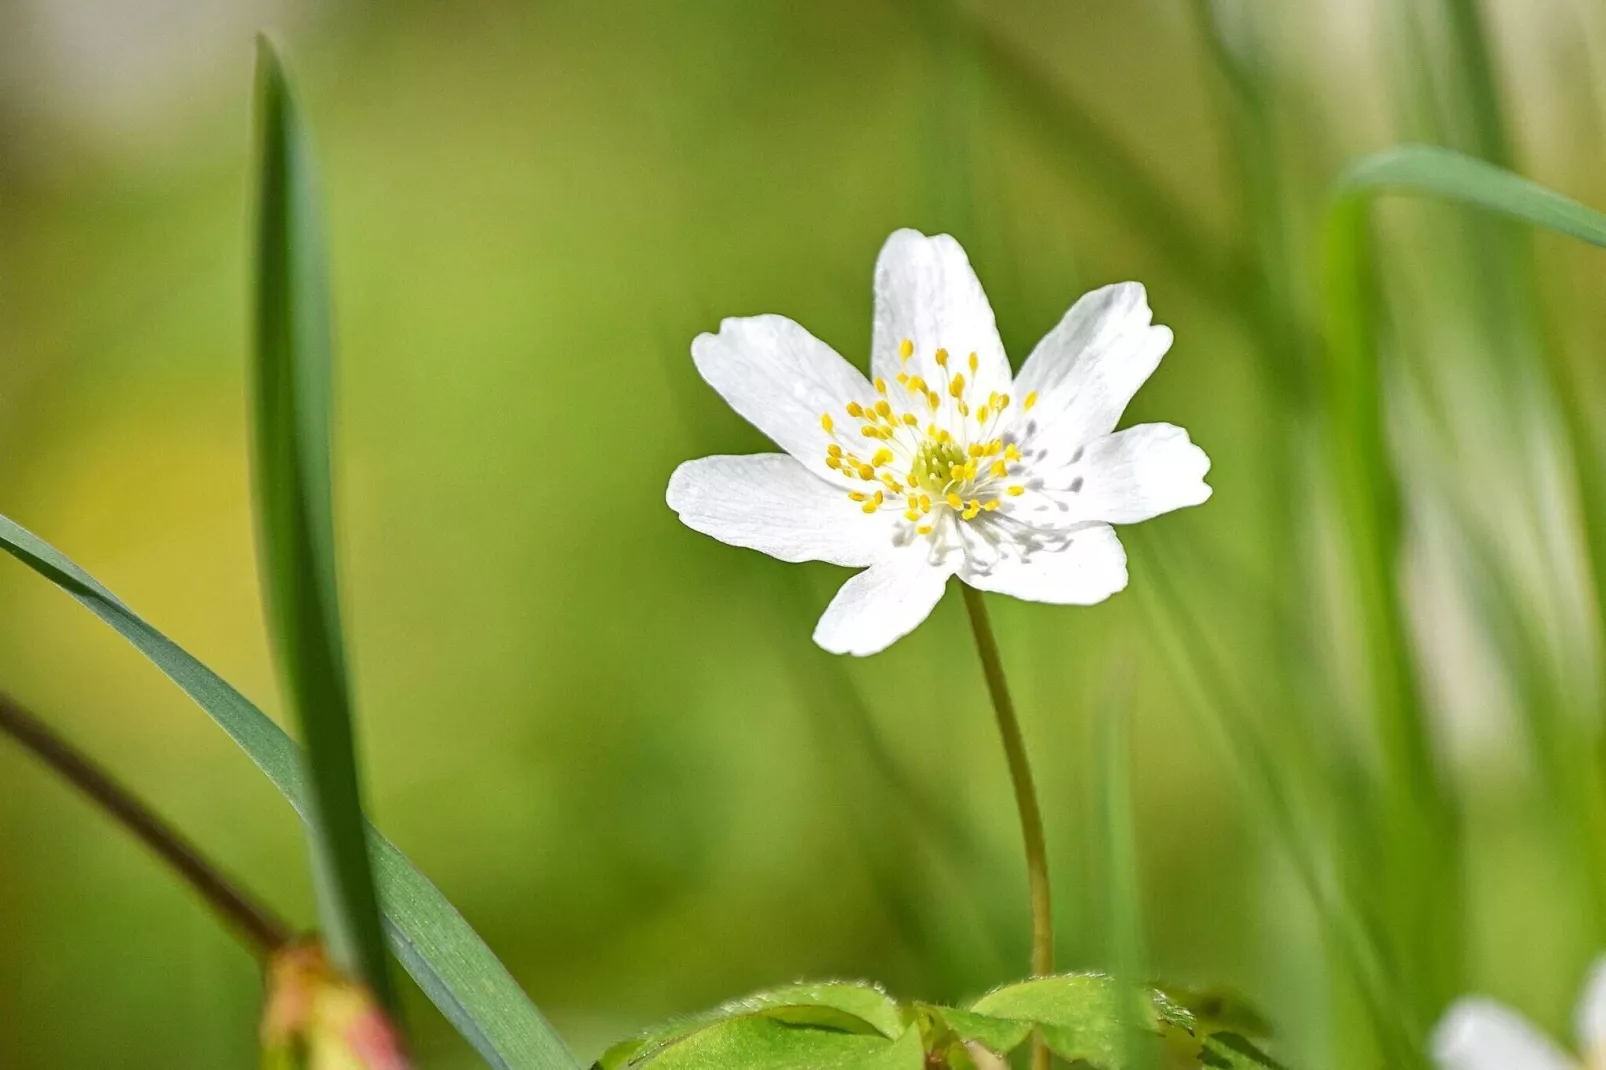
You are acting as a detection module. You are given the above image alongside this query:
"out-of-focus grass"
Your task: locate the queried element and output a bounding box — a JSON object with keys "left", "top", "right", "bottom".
{"left": 1, "top": 2, "right": 1604, "bottom": 1068}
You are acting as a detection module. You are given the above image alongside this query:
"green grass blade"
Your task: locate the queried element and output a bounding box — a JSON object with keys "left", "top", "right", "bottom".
{"left": 252, "top": 35, "right": 394, "bottom": 1009}
{"left": 0, "top": 513, "right": 582, "bottom": 1070}
{"left": 1329, "top": 143, "right": 1606, "bottom": 947}
{"left": 1336, "top": 144, "right": 1606, "bottom": 245}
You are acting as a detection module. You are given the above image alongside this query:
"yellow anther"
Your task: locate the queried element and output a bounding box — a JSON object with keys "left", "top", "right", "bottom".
{"left": 976, "top": 405, "right": 990, "bottom": 425}
{"left": 861, "top": 426, "right": 879, "bottom": 439}
{"left": 896, "top": 372, "right": 909, "bottom": 385}
{"left": 904, "top": 508, "right": 921, "bottom": 522}
{"left": 987, "top": 440, "right": 1003, "bottom": 455}
{"left": 856, "top": 463, "right": 875, "bottom": 481}
{"left": 907, "top": 472, "right": 920, "bottom": 488}
{"left": 991, "top": 461, "right": 1009, "bottom": 478}
{"left": 875, "top": 377, "right": 888, "bottom": 395}
{"left": 1024, "top": 391, "right": 1038, "bottom": 411}
{"left": 1007, "top": 485, "right": 1025, "bottom": 496}
{"left": 962, "top": 499, "right": 982, "bottom": 520}
{"left": 846, "top": 401, "right": 864, "bottom": 418}
{"left": 958, "top": 400, "right": 970, "bottom": 417}
{"left": 827, "top": 443, "right": 843, "bottom": 457}
{"left": 826, "top": 456, "right": 842, "bottom": 470}
{"left": 862, "top": 501, "right": 879, "bottom": 514}
{"left": 820, "top": 413, "right": 834, "bottom": 433}
{"left": 917, "top": 524, "right": 933, "bottom": 535}
{"left": 1004, "top": 443, "right": 1023, "bottom": 462}
{"left": 998, "top": 394, "right": 1011, "bottom": 409}
{"left": 946, "top": 492, "right": 963, "bottom": 509}
{"left": 950, "top": 464, "right": 966, "bottom": 482}
{"left": 874, "top": 399, "right": 892, "bottom": 419}
{"left": 983, "top": 500, "right": 1000, "bottom": 511}
{"left": 927, "top": 392, "right": 940, "bottom": 412}
{"left": 883, "top": 476, "right": 903, "bottom": 494}
{"left": 968, "top": 352, "right": 978, "bottom": 373}
{"left": 902, "top": 413, "right": 919, "bottom": 426}
{"left": 899, "top": 338, "right": 914, "bottom": 360}
{"left": 936, "top": 428, "right": 952, "bottom": 444}
{"left": 935, "top": 348, "right": 949, "bottom": 367}
{"left": 871, "top": 448, "right": 894, "bottom": 466}
{"left": 949, "top": 374, "right": 966, "bottom": 398}
{"left": 907, "top": 376, "right": 927, "bottom": 393}
{"left": 965, "top": 461, "right": 979, "bottom": 481}
{"left": 968, "top": 443, "right": 983, "bottom": 458}
{"left": 919, "top": 494, "right": 932, "bottom": 511}
{"left": 848, "top": 491, "right": 868, "bottom": 502}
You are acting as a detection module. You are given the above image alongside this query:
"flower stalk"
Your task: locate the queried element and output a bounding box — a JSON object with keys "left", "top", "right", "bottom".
{"left": 0, "top": 691, "right": 292, "bottom": 956}
{"left": 960, "top": 585, "right": 1053, "bottom": 1069}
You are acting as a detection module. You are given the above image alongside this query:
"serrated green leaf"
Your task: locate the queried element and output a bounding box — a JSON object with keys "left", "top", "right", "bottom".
{"left": 596, "top": 982, "right": 903, "bottom": 1069}
{"left": 968, "top": 974, "right": 1161, "bottom": 1066}
{"left": 0, "top": 513, "right": 580, "bottom": 1070}
{"left": 920, "top": 1005, "right": 1032, "bottom": 1056}
{"left": 251, "top": 34, "right": 394, "bottom": 1012}
{"left": 604, "top": 1013, "right": 923, "bottom": 1070}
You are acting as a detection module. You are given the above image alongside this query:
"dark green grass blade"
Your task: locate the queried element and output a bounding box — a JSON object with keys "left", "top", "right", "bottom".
{"left": 0, "top": 513, "right": 581, "bottom": 1070}
{"left": 252, "top": 35, "right": 394, "bottom": 1009}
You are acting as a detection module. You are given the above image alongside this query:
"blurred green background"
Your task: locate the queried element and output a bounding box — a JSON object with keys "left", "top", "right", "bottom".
{"left": 5, "top": 1, "right": 1606, "bottom": 1067}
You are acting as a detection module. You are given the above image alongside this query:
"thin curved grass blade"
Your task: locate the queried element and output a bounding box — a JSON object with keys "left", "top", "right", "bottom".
{"left": 252, "top": 33, "right": 395, "bottom": 1011}
{"left": 0, "top": 513, "right": 582, "bottom": 1070}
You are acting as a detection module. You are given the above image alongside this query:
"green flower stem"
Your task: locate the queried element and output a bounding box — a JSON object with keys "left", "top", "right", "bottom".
{"left": 960, "top": 584, "right": 1053, "bottom": 1070}
{"left": 0, "top": 691, "right": 292, "bottom": 956}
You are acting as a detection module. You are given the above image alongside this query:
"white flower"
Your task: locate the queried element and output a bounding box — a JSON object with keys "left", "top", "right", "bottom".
{"left": 666, "top": 228, "right": 1212, "bottom": 656}
{"left": 1433, "top": 957, "right": 1606, "bottom": 1070}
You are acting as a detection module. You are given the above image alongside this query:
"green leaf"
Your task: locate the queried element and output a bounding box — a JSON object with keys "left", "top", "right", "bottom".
{"left": 608, "top": 1015, "right": 924, "bottom": 1070}
{"left": 251, "top": 33, "right": 394, "bottom": 1012}
{"left": 597, "top": 982, "right": 903, "bottom": 1069}
{"left": 968, "top": 974, "right": 1167, "bottom": 1066}
{"left": 0, "top": 513, "right": 580, "bottom": 1070}
{"left": 920, "top": 1005, "right": 1032, "bottom": 1057}
{"left": 1335, "top": 144, "right": 1606, "bottom": 247}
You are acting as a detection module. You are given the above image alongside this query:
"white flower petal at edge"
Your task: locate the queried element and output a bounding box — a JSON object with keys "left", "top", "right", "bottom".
{"left": 669, "top": 228, "right": 1213, "bottom": 656}
{"left": 961, "top": 523, "right": 1128, "bottom": 606}
{"left": 691, "top": 314, "right": 873, "bottom": 481}
{"left": 813, "top": 554, "right": 953, "bottom": 657}
{"left": 668, "top": 454, "right": 897, "bottom": 568}
{"left": 1432, "top": 999, "right": 1574, "bottom": 1070}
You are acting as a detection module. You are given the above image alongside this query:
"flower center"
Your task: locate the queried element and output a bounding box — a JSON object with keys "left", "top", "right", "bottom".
{"left": 818, "top": 340, "right": 1035, "bottom": 534}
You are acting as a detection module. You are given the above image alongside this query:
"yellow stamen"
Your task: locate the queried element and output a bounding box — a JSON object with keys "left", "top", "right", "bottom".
{"left": 948, "top": 374, "right": 966, "bottom": 398}
{"left": 821, "top": 413, "right": 834, "bottom": 433}
{"left": 1005, "top": 443, "right": 1023, "bottom": 462}
{"left": 846, "top": 401, "right": 864, "bottom": 418}
{"left": 983, "top": 500, "right": 1000, "bottom": 511}
{"left": 946, "top": 492, "right": 963, "bottom": 509}
{"left": 874, "top": 399, "right": 892, "bottom": 419}
{"left": 875, "top": 377, "right": 888, "bottom": 395}
{"left": 871, "top": 448, "right": 894, "bottom": 466}
{"left": 902, "top": 413, "right": 919, "bottom": 426}
{"left": 991, "top": 461, "right": 1009, "bottom": 478}
{"left": 826, "top": 456, "right": 842, "bottom": 470}
{"left": 958, "top": 400, "right": 970, "bottom": 417}
{"left": 968, "top": 351, "right": 978, "bottom": 373}
{"left": 827, "top": 443, "right": 843, "bottom": 457}
{"left": 968, "top": 443, "right": 983, "bottom": 458}
{"left": 848, "top": 491, "right": 867, "bottom": 502}
{"left": 1007, "top": 485, "right": 1025, "bottom": 496}
{"left": 962, "top": 499, "right": 982, "bottom": 520}
{"left": 857, "top": 463, "right": 875, "bottom": 480}
{"left": 904, "top": 509, "right": 921, "bottom": 522}
{"left": 934, "top": 348, "right": 949, "bottom": 367}
{"left": 899, "top": 338, "right": 914, "bottom": 361}
{"left": 1024, "top": 391, "right": 1038, "bottom": 411}
{"left": 896, "top": 372, "right": 909, "bottom": 385}
{"left": 917, "top": 524, "right": 933, "bottom": 535}
{"left": 927, "top": 391, "right": 940, "bottom": 412}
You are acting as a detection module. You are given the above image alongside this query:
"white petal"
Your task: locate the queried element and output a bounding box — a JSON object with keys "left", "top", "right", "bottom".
{"left": 1013, "top": 282, "right": 1173, "bottom": 450}
{"left": 1431, "top": 998, "right": 1574, "bottom": 1070}
{"left": 960, "top": 524, "right": 1128, "bottom": 605}
{"left": 667, "top": 454, "right": 895, "bottom": 568}
{"left": 812, "top": 554, "right": 953, "bottom": 656}
{"left": 1027, "top": 423, "right": 1211, "bottom": 527}
{"left": 692, "top": 315, "right": 872, "bottom": 479}
{"left": 1576, "top": 955, "right": 1606, "bottom": 1053}
{"left": 871, "top": 229, "right": 1011, "bottom": 404}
